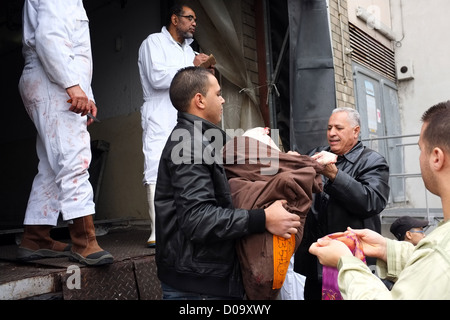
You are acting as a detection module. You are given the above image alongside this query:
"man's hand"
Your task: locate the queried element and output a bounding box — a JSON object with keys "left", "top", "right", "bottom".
{"left": 309, "top": 227, "right": 388, "bottom": 268}
{"left": 66, "top": 85, "right": 89, "bottom": 116}
{"left": 264, "top": 200, "right": 301, "bottom": 239}
{"left": 320, "top": 163, "right": 339, "bottom": 181}
{"left": 309, "top": 237, "right": 353, "bottom": 268}
{"left": 351, "top": 228, "right": 388, "bottom": 261}
{"left": 86, "top": 100, "right": 98, "bottom": 126}
{"left": 193, "top": 53, "right": 210, "bottom": 67}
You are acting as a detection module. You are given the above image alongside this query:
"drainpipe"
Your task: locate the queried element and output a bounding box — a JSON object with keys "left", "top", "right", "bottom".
{"left": 337, "top": 0, "right": 348, "bottom": 84}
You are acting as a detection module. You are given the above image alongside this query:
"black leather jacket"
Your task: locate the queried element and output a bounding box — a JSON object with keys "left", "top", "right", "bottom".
{"left": 309, "top": 141, "right": 390, "bottom": 234}
{"left": 154, "top": 112, "right": 265, "bottom": 298}
{"left": 295, "top": 141, "right": 390, "bottom": 287}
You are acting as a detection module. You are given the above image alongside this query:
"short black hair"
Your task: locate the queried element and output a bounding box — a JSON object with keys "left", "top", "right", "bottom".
{"left": 421, "top": 101, "right": 450, "bottom": 154}
{"left": 166, "top": 3, "right": 186, "bottom": 29}
{"left": 169, "top": 66, "right": 212, "bottom": 112}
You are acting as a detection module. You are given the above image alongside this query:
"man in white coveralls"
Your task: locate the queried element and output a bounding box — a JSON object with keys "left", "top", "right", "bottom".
{"left": 17, "top": 0, "right": 113, "bottom": 266}
{"left": 138, "top": 3, "right": 210, "bottom": 247}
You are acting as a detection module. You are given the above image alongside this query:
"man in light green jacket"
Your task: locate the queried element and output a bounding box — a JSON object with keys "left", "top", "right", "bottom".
{"left": 309, "top": 101, "right": 450, "bottom": 299}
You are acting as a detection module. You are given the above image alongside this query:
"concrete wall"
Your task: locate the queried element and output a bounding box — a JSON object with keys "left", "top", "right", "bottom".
{"left": 390, "top": 0, "right": 450, "bottom": 209}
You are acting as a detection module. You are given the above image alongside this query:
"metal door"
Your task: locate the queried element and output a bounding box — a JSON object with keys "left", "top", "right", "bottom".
{"left": 353, "top": 62, "right": 405, "bottom": 203}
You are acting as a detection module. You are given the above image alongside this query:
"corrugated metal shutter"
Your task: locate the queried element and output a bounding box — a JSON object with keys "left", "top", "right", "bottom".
{"left": 349, "top": 23, "right": 396, "bottom": 82}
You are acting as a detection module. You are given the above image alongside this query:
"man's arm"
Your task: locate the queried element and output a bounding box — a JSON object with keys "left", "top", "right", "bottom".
{"left": 309, "top": 228, "right": 392, "bottom": 299}
{"left": 309, "top": 228, "right": 419, "bottom": 299}
{"left": 170, "top": 162, "right": 299, "bottom": 242}
{"left": 35, "top": 1, "right": 84, "bottom": 89}
{"left": 35, "top": 2, "right": 94, "bottom": 118}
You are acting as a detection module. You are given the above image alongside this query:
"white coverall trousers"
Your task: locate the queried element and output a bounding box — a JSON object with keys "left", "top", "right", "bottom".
{"left": 141, "top": 96, "right": 177, "bottom": 243}
{"left": 19, "top": 59, "right": 95, "bottom": 226}
{"left": 138, "top": 26, "right": 195, "bottom": 243}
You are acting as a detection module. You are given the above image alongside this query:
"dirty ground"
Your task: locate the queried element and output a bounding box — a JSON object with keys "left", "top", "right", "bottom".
{"left": 0, "top": 222, "right": 161, "bottom": 300}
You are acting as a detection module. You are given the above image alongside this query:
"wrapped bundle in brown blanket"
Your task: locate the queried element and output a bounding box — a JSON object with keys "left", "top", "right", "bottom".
{"left": 223, "top": 136, "right": 323, "bottom": 300}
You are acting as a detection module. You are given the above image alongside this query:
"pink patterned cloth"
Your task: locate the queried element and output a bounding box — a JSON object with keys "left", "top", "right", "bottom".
{"left": 321, "top": 230, "right": 366, "bottom": 300}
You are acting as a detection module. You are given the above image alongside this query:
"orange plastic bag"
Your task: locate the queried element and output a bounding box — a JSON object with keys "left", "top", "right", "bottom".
{"left": 272, "top": 235, "right": 296, "bottom": 289}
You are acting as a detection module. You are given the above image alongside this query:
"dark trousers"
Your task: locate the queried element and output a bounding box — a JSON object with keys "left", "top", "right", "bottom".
{"left": 160, "top": 282, "right": 242, "bottom": 300}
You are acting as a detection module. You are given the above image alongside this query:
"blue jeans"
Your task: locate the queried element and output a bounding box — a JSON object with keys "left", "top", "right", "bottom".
{"left": 161, "top": 282, "right": 242, "bottom": 300}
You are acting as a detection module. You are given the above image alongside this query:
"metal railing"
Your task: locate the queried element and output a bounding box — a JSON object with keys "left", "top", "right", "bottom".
{"left": 361, "top": 134, "right": 442, "bottom": 226}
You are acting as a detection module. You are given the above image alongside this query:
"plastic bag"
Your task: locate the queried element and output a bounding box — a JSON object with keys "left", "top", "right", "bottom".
{"left": 280, "top": 255, "right": 306, "bottom": 300}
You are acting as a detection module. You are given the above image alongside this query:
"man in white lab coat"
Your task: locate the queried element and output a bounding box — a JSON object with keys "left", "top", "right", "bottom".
{"left": 138, "top": 4, "right": 210, "bottom": 247}
{"left": 17, "top": 0, "right": 113, "bottom": 266}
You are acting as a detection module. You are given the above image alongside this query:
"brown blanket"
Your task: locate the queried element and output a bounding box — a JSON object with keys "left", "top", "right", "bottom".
{"left": 223, "top": 136, "right": 323, "bottom": 299}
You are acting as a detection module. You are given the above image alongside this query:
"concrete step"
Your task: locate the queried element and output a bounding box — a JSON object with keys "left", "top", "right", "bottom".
{"left": 0, "top": 226, "right": 161, "bottom": 300}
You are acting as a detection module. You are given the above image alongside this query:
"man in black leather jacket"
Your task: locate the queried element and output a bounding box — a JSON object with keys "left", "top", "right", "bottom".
{"left": 294, "top": 107, "right": 390, "bottom": 300}
{"left": 155, "top": 66, "right": 301, "bottom": 299}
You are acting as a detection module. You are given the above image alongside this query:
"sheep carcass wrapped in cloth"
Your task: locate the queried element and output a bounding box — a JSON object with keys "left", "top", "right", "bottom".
{"left": 222, "top": 128, "right": 324, "bottom": 299}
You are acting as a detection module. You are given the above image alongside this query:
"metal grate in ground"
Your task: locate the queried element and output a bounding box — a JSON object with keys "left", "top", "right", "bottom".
{"left": 0, "top": 226, "right": 161, "bottom": 300}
